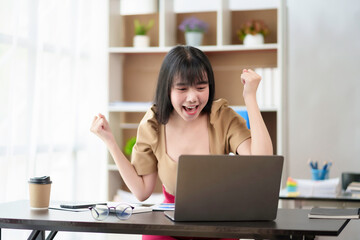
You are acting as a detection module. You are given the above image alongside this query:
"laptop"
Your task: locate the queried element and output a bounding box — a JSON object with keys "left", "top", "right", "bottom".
{"left": 164, "top": 155, "right": 284, "bottom": 222}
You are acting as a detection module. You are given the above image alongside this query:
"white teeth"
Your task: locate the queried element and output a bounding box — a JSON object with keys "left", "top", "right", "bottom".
{"left": 183, "top": 106, "right": 197, "bottom": 112}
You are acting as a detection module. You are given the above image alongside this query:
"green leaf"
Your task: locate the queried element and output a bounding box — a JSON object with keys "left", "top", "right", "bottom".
{"left": 124, "top": 137, "right": 136, "bottom": 156}
{"left": 134, "top": 19, "right": 154, "bottom": 35}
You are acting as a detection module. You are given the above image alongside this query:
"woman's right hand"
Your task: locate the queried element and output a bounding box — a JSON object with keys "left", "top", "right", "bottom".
{"left": 90, "top": 114, "right": 115, "bottom": 144}
{"left": 90, "top": 114, "right": 157, "bottom": 202}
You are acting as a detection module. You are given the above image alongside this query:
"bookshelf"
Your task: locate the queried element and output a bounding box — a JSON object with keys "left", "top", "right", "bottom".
{"left": 106, "top": 0, "right": 286, "bottom": 201}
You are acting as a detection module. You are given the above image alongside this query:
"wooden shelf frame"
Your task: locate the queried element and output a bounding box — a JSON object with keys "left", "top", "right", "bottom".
{"left": 106, "top": 0, "right": 286, "bottom": 201}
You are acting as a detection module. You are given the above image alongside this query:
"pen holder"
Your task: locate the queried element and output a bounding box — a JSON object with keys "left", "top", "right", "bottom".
{"left": 312, "top": 169, "right": 329, "bottom": 181}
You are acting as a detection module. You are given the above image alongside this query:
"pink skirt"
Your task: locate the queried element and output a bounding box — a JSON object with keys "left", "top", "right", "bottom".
{"left": 142, "top": 186, "right": 237, "bottom": 240}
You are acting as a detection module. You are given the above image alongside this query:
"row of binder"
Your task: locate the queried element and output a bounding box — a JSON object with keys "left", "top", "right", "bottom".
{"left": 254, "top": 68, "right": 281, "bottom": 108}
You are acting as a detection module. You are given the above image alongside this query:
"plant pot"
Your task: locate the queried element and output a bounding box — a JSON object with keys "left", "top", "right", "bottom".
{"left": 243, "top": 33, "right": 264, "bottom": 46}
{"left": 133, "top": 35, "right": 150, "bottom": 48}
{"left": 185, "top": 32, "right": 203, "bottom": 46}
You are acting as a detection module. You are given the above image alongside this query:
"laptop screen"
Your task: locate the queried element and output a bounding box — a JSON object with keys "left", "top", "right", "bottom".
{"left": 167, "top": 155, "right": 284, "bottom": 222}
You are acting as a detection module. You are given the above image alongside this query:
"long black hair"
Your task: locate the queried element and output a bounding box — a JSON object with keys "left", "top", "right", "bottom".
{"left": 154, "top": 45, "right": 215, "bottom": 124}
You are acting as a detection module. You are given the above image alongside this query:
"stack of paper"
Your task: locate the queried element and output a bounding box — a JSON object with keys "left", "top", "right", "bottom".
{"left": 295, "top": 178, "right": 340, "bottom": 197}
{"left": 346, "top": 182, "right": 360, "bottom": 193}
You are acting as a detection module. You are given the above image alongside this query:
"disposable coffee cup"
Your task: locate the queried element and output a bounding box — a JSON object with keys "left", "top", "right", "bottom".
{"left": 28, "top": 176, "right": 52, "bottom": 209}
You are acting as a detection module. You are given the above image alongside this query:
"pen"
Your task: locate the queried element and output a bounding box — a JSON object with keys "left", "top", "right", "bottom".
{"left": 308, "top": 159, "right": 315, "bottom": 169}
{"left": 323, "top": 161, "right": 328, "bottom": 171}
{"left": 323, "top": 161, "right": 332, "bottom": 171}
{"left": 308, "top": 159, "right": 318, "bottom": 169}
{"left": 327, "top": 162, "right": 332, "bottom": 169}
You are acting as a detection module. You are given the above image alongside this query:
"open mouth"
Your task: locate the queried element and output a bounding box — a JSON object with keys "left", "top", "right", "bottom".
{"left": 183, "top": 105, "right": 198, "bottom": 114}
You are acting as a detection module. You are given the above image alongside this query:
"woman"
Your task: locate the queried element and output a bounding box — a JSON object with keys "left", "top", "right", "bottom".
{"left": 91, "top": 45, "right": 273, "bottom": 240}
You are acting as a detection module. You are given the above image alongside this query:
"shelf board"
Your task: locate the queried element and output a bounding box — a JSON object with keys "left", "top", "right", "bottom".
{"left": 109, "top": 102, "right": 152, "bottom": 112}
{"left": 109, "top": 43, "right": 278, "bottom": 54}
{"left": 109, "top": 101, "right": 277, "bottom": 113}
{"left": 120, "top": 123, "right": 139, "bottom": 129}
{"left": 201, "top": 44, "right": 278, "bottom": 52}
{"left": 231, "top": 105, "right": 277, "bottom": 112}
{"left": 109, "top": 46, "right": 171, "bottom": 53}
{"left": 108, "top": 164, "right": 118, "bottom": 171}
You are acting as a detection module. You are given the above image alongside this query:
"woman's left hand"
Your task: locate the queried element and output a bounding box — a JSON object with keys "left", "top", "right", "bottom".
{"left": 239, "top": 69, "right": 273, "bottom": 155}
{"left": 240, "top": 69, "right": 261, "bottom": 100}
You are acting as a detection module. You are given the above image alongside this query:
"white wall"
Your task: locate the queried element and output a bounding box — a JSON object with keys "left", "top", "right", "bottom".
{"left": 286, "top": 2, "right": 360, "bottom": 238}
{"left": 286, "top": 0, "right": 360, "bottom": 180}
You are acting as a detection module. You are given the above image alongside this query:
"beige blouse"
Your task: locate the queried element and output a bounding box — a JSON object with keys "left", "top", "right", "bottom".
{"left": 131, "top": 98, "right": 251, "bottom": 195}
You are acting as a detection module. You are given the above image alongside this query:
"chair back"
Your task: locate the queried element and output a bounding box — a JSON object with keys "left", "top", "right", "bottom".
{"left": 341, "top": 172, "right": 360, "bottom": 190}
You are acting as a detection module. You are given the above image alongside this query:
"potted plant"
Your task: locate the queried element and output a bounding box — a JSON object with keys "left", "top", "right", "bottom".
{"left": 133, "top": 19, "right": 154, "bottom": 48}
{"left": 179, "top": 16, "right": 209, "bottom": 46}
{"left": 237, "top": 19, "right": 269, "bottom": 46}
{"left": 124, "top": 137, "right": 136, "bottom": 157}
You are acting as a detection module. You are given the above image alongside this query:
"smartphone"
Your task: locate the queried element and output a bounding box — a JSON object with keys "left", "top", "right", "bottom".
{"left": 60, "top": 202, "right": 107, "bottom": 209}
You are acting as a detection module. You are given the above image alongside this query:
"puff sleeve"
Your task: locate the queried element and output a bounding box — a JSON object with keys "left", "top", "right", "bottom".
{"left": 210, "top": 99, "right": 251, "bottom": 154}
{"left": 131, "top": 106, "right": 159, "bottom": 176}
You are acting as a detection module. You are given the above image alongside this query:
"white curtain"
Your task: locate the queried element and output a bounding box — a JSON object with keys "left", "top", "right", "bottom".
{"left": 0, "top": 0, "right": 108, "bottom": 205}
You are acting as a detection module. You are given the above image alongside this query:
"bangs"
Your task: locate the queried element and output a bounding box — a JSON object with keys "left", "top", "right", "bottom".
{"left": 173, "top": 60, "right": 208, "bottom": 86}
{"left": 154, "top": 45, "right": 215, "bottom": 124}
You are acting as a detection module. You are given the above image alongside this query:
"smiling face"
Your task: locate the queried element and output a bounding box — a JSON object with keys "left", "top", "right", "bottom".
{"left": 170, "top": 74, "right": 210, "bottom": 122}
{"left": 154, "top": 46, "right": 215, "bottom": 124}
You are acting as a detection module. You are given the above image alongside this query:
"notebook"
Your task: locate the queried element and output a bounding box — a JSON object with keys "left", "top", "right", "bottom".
{"left": 164, "top": 155, "right": 284, "bottom": 222}
{"left": 308, "top": 207, "right": 360, "bottom": 219}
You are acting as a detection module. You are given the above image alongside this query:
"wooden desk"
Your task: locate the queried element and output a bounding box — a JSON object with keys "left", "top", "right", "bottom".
{"left": 0, "top": 200, "right": 350, "bottom": 240}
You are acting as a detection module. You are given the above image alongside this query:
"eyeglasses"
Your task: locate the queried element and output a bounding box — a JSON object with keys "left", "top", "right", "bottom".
{"left": 89, "top": 204, "right": 134, "bottom": 221}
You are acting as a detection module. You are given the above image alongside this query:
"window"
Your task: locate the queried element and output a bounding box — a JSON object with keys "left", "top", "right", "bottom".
{"left": 0, "top": 0, "right": 107, "bottom": 204}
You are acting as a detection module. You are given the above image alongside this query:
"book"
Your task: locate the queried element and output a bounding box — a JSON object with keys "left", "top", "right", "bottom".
{"left": 254, "top": 68, "right": 264, "bottom": 107}
{"left": 151, "top": 203, "right": 175, "bottom": 211}
{"left": 263, "top": 68, "right": 273, "bottom": 106}
{"left": 308, "top": 207, "right": 360, "bottom": 219}
{"left": 346, "top": 182, "right": 360, "bottom": 192}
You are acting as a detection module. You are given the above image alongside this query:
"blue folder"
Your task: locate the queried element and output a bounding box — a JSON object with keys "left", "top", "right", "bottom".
{"left": 236, "top": 110, "right": 250, "bottom": 129}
